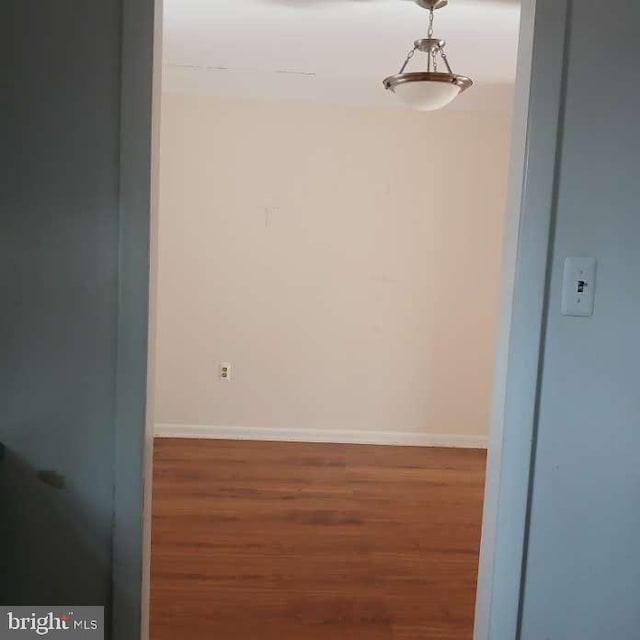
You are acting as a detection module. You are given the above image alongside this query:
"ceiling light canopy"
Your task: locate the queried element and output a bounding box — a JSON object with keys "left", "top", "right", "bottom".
{"left": 383, "top": 0, "right": 472, "bottom": 111}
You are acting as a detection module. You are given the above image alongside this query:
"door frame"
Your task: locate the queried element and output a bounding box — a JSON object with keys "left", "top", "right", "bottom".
{"left": 474, "top": 0, "right": 571, "bottom": 638}
{"left": 125, "top": 0, "right": 573, "bottom": 637}
{"left": 113, "top": 0, "right": 162, "bottom": 638}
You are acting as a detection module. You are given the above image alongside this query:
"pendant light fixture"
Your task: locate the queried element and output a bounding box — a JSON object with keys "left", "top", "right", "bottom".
{"left": 383, "top": 0, "right": 472, "bottom": 111}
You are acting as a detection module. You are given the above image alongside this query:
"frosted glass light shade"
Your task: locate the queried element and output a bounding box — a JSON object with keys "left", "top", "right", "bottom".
{"left": 383, "top": 72, "right": 472, "bottom": 112}
{"left": 392, "top": 81, "right": 460, "bottom": 111}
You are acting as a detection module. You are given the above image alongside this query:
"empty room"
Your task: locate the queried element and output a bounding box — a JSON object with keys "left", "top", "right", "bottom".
{"left": 150, "top": 0, "right": 520, "bottom": 638}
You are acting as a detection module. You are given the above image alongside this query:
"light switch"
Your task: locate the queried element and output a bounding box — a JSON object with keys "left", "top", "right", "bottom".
{"left": 561, "top": 257, "right": 597, "bottom": 317}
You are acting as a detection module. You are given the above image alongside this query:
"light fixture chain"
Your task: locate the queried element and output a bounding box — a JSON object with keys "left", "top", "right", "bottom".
{"left": 439, "top": 46, "right": 454, "bottom": 74}
{"left": 428, "top": 7, "right": 434, "bottom": 38}
{"left": 398, "top": 44, "right": 418, "bottom": 74}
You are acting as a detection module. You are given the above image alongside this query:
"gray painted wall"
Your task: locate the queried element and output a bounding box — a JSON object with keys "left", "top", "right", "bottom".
{"left": 519, "top": 1, "right": 640, "bottom": 637}
{"left": 0, "top": 1, "right": 154, "bottom": 636}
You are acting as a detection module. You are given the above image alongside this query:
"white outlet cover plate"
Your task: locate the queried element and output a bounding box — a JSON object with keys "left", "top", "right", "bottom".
{"left": 219, "top": 362, "right": 231, "bottom": 381}
{"left": 561, "top": 257, "right": 597, "bottom": 317}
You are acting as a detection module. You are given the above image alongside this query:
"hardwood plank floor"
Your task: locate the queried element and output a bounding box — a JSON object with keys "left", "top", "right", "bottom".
{"left": 150, "top": 439, "right": 486, "bottom": 640}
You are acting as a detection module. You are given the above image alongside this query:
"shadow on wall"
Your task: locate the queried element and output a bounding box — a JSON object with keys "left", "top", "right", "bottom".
{"left": 0, "top": 444, "right": 110, "bottom": 617}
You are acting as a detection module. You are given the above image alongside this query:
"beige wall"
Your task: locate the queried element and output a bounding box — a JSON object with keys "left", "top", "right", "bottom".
{"left": 155, "top": 93, "right": 511, "bottom": 439}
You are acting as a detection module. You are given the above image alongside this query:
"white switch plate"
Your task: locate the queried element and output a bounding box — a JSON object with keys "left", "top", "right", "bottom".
{"left": 561, "top": 257, "right": 597, "bottom": 317}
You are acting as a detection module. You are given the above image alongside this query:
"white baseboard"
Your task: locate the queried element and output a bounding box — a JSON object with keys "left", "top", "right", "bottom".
{"left": 154, "top": 423, "right": 487, "bottom": 449}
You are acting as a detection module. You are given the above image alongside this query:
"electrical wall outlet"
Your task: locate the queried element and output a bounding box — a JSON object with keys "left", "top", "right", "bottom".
{"left": 219, "top": 362, "right": 231, "bottom": 381}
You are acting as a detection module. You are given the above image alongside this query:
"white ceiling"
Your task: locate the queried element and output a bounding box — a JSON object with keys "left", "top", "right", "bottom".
{"left": 162, "top": 0, "right": 521, "bottom": 112}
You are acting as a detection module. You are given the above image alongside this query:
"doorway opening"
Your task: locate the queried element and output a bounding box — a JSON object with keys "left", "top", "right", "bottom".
{"left": 149, "top": 1, "right": 522, "bottom": 638}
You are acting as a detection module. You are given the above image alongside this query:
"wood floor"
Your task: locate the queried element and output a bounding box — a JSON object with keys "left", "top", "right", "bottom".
{"left": 150, "top": 439, "right": 486, "bottom": 640}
